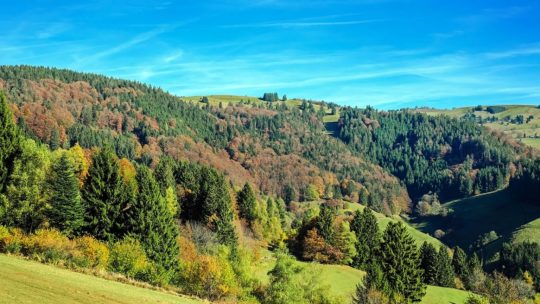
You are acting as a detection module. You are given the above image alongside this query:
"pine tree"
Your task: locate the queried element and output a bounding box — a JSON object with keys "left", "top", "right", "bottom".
{"left": 316, "top": 204, "right": 336, "bottom": 243}
{"left": 468, "top": 252, "right": 482, "bottom": 273}
{"left": 237, "top": 183, "right": 257, "bottom": 223}
{"left": 452, "top": 246, "right": 469, "bottom": 279}
{"left": 47, "top": 153, "right": 84, "bottom": 236}
{"left": 378, "top": 221, "right": 426, "bottom": 302}
{"left": 351, "top": 208, "right": 380, "bottom": 269}
{"left": 81, "top": 146, "right": 124, "bottom": 241}
{"left": 435, "top": 247, "right": 455, "bottom": 287}
{"left": 419, "top": 242, "right": 438, "bottom": 284}
{"left": 0, "top": 92, "right": 20, "bottom": 193}
{"left": 124, "top": 165, "right": 179, "bottom": 275}
{"left": 154, "top": 156, "right": 176, "bottom": 195}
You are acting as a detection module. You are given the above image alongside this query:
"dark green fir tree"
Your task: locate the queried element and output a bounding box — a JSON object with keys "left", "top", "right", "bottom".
{"left": 47, "top": 153, "right": 84, "bottom": 236}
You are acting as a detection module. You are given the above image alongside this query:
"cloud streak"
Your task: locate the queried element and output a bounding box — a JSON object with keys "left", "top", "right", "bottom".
{"left": 223, "top": 19, "right": 384, "bottom": 28}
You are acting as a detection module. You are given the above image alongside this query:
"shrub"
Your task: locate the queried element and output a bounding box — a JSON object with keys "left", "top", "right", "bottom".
{"left": 74, "top": 236, "right": 109, "bottom": 269}
{"left": 0, "top": 226, "right": 24, "bottom": 254}
{"left": 22, "top": 229, "right": 72, "bottom": 263}
{"left": 109, "top": 236, "right": 148, "bottom": 278}
{"left": 465, "top": 294, "right": 489, "bottom": 304}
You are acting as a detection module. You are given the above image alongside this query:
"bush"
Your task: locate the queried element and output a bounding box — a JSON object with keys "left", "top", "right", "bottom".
{"left": 109, "top": 237, "right": 148, "bottom": 278}
{"left": 22, "top": 229, "right": 72, "bottom": 263}
{"left": 74, "top": 236, "right": 109, "bottom": 269}
{"left": 465, "top": 294, "right": 489, "bottom": 304}
{"left": 0, "top": 226, "right": 24, "bottom": 254}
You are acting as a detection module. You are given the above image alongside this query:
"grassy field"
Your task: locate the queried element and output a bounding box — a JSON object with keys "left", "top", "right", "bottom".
{"left": 0, "top": 254, "right": 205, "bottom": 304}
{"left": 253, "top": 249, "right": 365, "bottom": 300}
{"left": 422, "top": 286, "right": 470, "bottom": 304}
{"left": 254, "top": 250, "right": 469, "bottom": 303}
{"left": 411, "top": 189, "right": 540, "bottom": 258}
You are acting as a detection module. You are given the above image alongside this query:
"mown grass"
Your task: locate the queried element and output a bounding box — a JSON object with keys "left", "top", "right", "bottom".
{"left": 0, "top": 254, "right": 205, "bottom": 304}
{"left": 411, "top": 189, "right": 540, "bottom": 258}
{"left": 422, "top": 286, "right": 471, "bottom": 304}
{"left": 254, "top": 249, "right": 469, "bottom": 303}
{"left": 253, "top": 249, "right": 365, "bottom": 300}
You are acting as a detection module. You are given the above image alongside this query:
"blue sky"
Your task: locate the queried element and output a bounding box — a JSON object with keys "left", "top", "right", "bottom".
{"left": 2, "top": 0, "right": 540, "bottom": 109}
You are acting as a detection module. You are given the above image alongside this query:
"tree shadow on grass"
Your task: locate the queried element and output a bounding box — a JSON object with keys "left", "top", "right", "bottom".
{"left": 410, "top": 189, "right": 540, "bottom": 256}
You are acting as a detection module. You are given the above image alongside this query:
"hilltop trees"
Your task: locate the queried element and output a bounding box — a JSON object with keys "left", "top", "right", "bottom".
{"left": 47, "top": 153, "right": 84, "bottom": 236}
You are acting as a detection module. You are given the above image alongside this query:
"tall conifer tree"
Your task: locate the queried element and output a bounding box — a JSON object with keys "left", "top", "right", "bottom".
{"left": 237, "top": 182, "right": 257, "bottom": 223}
{"left": 435, "top": 247, "right": 455, "bottom": 287}
{"left": 351, "top": 208, "right": 380, "bottom": 269}
{"left": 81, "top": 146, "right": 123, "bottom": 241}
{"left": 48, "top": 153, "right": 84, "bottom": 236}
{"left": 124, "top": 165, "right": 179, "bottom": 275}
{"left": 379, "top": 222, "right": 425, "bottom": 301}
{"left": 419, "top": 242, "right": 438, "bottom": 285}
{"left": 0, "top": 92, "right": 19, "bottom": 193}
{"left": 452, "top": 246, "right": 469, "bottom": 279}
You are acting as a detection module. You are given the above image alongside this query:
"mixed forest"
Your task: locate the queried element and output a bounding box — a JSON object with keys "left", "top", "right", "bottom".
{"left": 1, "top": 65, "right": 540, "bottom": 303}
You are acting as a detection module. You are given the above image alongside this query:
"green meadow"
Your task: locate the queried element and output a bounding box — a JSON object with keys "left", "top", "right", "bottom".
{"left": 0, "top": 254, "right": 205, "bottom": 304}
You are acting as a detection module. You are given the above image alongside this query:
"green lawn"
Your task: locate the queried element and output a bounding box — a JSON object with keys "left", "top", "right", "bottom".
{"left": 0, "top": 254, "right": 205, "bottom": 304}
{"left": 422, "top": 286, "right": 470, "bottom": 304}
{"left": 411, "top": 189, "right": 540, "bottom": 258}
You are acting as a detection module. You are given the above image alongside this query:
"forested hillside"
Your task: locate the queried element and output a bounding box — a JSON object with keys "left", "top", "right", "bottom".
{"left": 337, "top": 107, "right": 525, "bottom": 201}
{"left": 1, "top": 65, "right": 540, "bottom": 303}
{"left": 0, "top": 65, "right": 407, "bottom": 215}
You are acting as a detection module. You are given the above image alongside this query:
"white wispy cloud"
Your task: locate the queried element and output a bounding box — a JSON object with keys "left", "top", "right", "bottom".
{"left": 223, "top": 19, "right": 384, "bottom": 28}
{"left": 73, "top": 26, "right": 170, "bottom": 67}
{"left": 485, "top": 44, "right": 540, "bottom": 59}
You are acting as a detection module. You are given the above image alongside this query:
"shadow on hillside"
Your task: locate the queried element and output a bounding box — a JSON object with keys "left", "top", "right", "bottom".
{"left": 410, "top": 189, "right": 540, "bottom": 255}
{"left": 324, "top": 121, "right": 340, "bottom": 137}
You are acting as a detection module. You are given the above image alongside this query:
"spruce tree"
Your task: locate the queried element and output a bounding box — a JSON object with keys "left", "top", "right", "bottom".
{"left": 316, "top": 204, "right": 336, "bottom": 243}
{"left": 125, "top": 165, "right": 179, "bottom": 275}
{"left": 452, "top": 246, "right": 469, "bottom": 279}
{"left": 435, "top": 247, "right": 455, "bottom": 287}
{"left": 237, "top": 182, "right": 257, "bottom": 223}
{"left": 379, "top": 221, "right": 426, "bottom": 302}
{"left": 154, "top": 156, "right": 176, "bottom": 195}
{"left": 419, "top": 242, "right": 438, "bottom": 285}
{"left": 47, "top": 153, "right": 84, "bottom": 236}
{"left": 200, "top": 168, "right": 237, "bottom": 245}
{"left": 0, "top": 92, "right": 20, "bottom": 193}
{"left": 351, "top": 208, "right": 380, "bottom": 269}
{"left": 81, "top": 146, "right": 124, "bottom": 241}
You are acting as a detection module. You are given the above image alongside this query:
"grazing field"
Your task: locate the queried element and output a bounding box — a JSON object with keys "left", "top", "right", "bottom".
{"left": 421, "top": 286, "right": 470, "bottom": 304}
{"left": 254, "top": 250, "right": 468, "bottom": 303}
{"left": 411, "top": 190, "right": 540, "bottom": 257}
{"left": 253, "top": 250, "right": 365, "bottom": 300}
{"left": 0, "top": 254, "right": 205, "bottom": 304}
